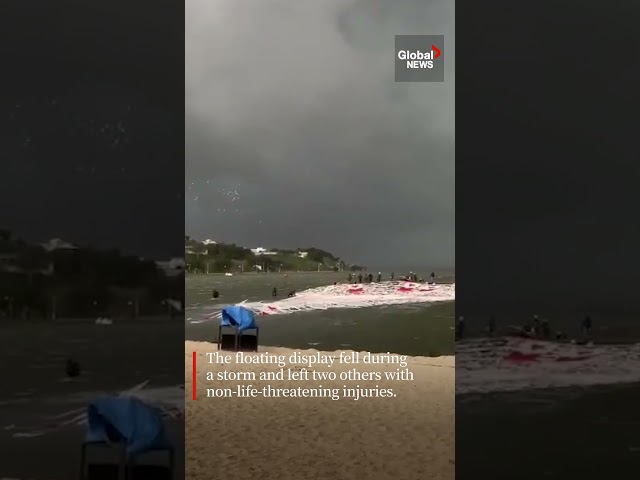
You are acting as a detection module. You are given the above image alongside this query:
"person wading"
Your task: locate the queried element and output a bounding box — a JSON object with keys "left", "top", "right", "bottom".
{"left": 487, "top": 316, "right": 497, "bottom": 336}
{"left": 456, "top": 316, "right": 465, "bottom": 340}
{"left": 582, "top": 315, "right": 593, "bottom": 336}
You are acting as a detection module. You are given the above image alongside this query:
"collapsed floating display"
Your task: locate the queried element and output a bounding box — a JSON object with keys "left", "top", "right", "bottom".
{"left": 211, "top": 281, "right": 455, "bottom": 318}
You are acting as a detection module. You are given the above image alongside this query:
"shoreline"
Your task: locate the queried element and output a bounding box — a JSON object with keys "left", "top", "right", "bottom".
{"left": 186, "top": 341, "right": 454, "bottom": 480}
{"left": 187, "top": 341, "right": 455, "bottom": 365}
{"left": 186, "top": 271, "right": 455, "bottom": 278}
{"left": 186, "top": 299, "right": 456, "bottom": 357}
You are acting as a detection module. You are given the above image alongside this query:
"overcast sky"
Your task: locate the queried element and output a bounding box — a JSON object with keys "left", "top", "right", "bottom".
{"left": 186, "top": 0, "right": 454, "bottom": 268}
{"left": 2, "top": 1, "right": 184, "bottom": 259}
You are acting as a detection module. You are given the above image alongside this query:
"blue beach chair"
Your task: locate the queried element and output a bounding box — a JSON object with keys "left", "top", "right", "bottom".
{"left": 80, "top": 396, "right": 174, "bottom": 479}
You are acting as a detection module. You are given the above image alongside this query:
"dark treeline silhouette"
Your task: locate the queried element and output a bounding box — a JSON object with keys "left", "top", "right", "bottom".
{"left": 0, "top": 229, "right": 183, "bottom": 320}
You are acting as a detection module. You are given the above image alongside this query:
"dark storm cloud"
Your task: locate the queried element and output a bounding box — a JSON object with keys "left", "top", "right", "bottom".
{"left": 186, "top": 0, "right": 454, "bottom": 267}
{"left": 2, "top": 2, "right": 184, "bottom": 259}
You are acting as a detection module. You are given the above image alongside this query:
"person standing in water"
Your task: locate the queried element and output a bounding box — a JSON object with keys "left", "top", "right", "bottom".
{"left": 390, "top": 272, "right": 395, "bottom": 281}
{"left": 531, "top": 314, "right": 541, "bottom": 336}
{"left": 358, "top": 273, "right": 363, "bottom": 283}
{"left": 430, "top": 272, "right": 436, "bottom": 284}
{"left": 377, "top": 272, "right": 382, "bottom": 282}
{"left": 272, "top": 287, "right": 277, "bottom": 298}
{"left": 582, "top": 315, "right": 593, "bottom": 336}
{"left": 368, "top": 273, "right": 373, "bottom": 283}
{"left": 456, "top": 316, "right": 465, "bottom": 340}
{"left": 487, "top": 316, "right": 497, "bottom": 336}
{"left": 541, "top": 318, "right": 551, "bottom": 339}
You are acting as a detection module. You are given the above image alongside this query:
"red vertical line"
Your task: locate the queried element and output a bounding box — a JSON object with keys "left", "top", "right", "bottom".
{"left": 192, "top": 351, "right": 197, "bottom": 400}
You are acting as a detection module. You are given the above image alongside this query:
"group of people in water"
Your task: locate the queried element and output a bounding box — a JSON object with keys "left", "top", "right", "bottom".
{"left": 212, "top": 287, "right": 297, "bottom": 300}
{"left": 346, "top": 271, "right": 436, "bottom": 284}
{"left": 455, "top": 314, "right": 594, "bottom": 341}
{"left": 213, "top": 270, "right": 439, "bottom": 303}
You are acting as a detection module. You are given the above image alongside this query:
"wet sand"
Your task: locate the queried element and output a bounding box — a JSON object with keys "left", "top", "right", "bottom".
{"left": 185, "top": 341, "right": 455, "bottom": 480}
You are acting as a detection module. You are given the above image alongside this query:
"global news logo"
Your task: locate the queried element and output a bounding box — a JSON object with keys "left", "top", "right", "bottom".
{"left": 397, "top": 45, "right": 441, "bottom": 69}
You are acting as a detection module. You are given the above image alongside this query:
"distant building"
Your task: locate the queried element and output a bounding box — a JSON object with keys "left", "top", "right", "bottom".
{"left": 203, "top": 239, "right": 217, "bottom": 245}
{"left": 0, "top": 253, "right": 53, "bottom": 275}
{"left": 185, "top": 243, "right": 206, "bottom": 255}
{"left": 41, "top": 238, "right": 78, "bottom": 252}
{"left": 156, "top": 257, "right": 185, "bottom": 277}
{"left": 251, "top": 247, "right": 277, "bottom": 256}
{"left": 297, "top": 251, "right": 308, "bottom": 258}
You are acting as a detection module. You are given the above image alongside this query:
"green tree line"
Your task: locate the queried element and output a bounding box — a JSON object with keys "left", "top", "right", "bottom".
{"left": 1, "top": 230, "right": 183, "bottom": 320}
{"left": 184, "top": 237, "right": 363, "bottom": 273}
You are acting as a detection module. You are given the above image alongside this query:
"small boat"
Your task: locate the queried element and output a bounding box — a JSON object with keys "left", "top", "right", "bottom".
{"left": 224, "top": 272, "right": 233, "bottom": 277}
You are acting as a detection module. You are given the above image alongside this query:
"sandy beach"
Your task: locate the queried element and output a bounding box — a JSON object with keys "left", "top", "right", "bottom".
{"left": 185, "top": 341, "right": 454, "bottom": 480}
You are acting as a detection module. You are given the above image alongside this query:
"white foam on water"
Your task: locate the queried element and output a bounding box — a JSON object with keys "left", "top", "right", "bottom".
{"left": 207, "top": 281, "right": 455, "bottom": 319}
{"left": 9, "top": 382, "right": 184, "bottom": 439}
{"left": 457, "top": 337, "right": 640, "bottom": 394}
